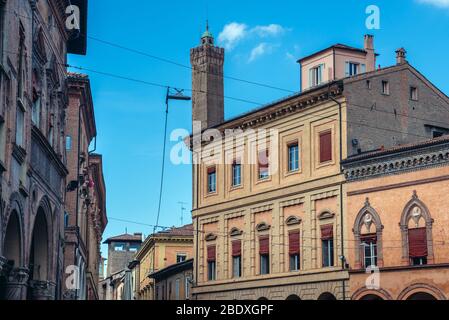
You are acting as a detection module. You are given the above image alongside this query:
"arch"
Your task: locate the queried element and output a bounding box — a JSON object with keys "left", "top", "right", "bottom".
{"left": 351, "top": 287, "right": 393, "bottom": 300}
{"left": 3, "top": 210, "right": 22, "bottom": 268}
{"left": 399, "top": 191, "right": 434, "bottom": 263}
{"left": 318, "top": 292, "right": 337, "bottom": 300}
{"left": 353, "top": 198, "right": 384, "bottom": 268}
{"left": 286, "top": 294, "right": 301, "bottom": 300}
{"left": 397, "top": 283, "right": 445, "bottom": 300}
{"left": 285, "top": 216, "right": 301, "bottom": 226}
{"left": 257, "top": 297, "right": 269, "bottom": 301}
{"left": 204, "top": 233, "right": 217, "bottom": 242}
{"left": 359, "top": 294, "right": 384, "bottom": 301}
{"left": 256, "top": 222, "right": 271, "bottom": 232}
{"left": 229, "top": 228, "right": 243, "bottom": 237}
{"left": 29, "top": 207, "right": 50, "bottom": 282}
{"left": 318, "top": 210, "right": 335, "bottom": 220}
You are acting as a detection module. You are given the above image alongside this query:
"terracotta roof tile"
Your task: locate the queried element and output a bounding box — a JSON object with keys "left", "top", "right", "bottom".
{"left": 103, "top": 233, "right": 142, "bottom": 244}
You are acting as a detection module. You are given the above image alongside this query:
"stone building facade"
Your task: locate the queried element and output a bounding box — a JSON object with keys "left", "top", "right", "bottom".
{"left": 190, "top": 29, "right": 449, "bottom": 300}
{"left": 343, "top": 137, "right": 449, "bottom": 300}
{"left": 0, "top": 0, "right": 73, "bottom": 300}
{"left": 150, "top": 258, "right": 193, "bottom": 300}
{"left": 63, "top": 73, "right": 107, "bottom": 300}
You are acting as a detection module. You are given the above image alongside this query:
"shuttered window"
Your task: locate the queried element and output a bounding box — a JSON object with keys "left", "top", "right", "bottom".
{"left": 319, "top": 131, "right": 332, "bottom": 163}
{"left": 258, "top": 150, "right": 269, "bottom": 180}
{"left": 289, "top": 232, "right": 300, "bottom": 255}
{"left": 207, "top": 166, "right": 216, "bottom": 193}
{"left": 408, "top": 228, "right": 427, "bottom": 259}
{"left": 207, "top": 245, "right": 216, "bottom": 281}
{"left": 232, "top": 240, "right": 242, "bottom": 257}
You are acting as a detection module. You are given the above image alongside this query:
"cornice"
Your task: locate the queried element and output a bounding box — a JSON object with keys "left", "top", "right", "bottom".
{"left": 343, "top": 141, "right": 449, "bottom": 181}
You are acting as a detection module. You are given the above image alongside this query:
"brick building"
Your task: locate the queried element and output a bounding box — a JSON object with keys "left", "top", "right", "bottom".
{"left": 189, "top": 28, "right": 449, "bottom": 300}
{"left": 150, "top": 258, "right": 193, "bottom": 300}
{"left": 63, "top": 73, "right": 107, "bottom": 300}
{"left": 343, "top": 137, "right": 449, "bottom": 300}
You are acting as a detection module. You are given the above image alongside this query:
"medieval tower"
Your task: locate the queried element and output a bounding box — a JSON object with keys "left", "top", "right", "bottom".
{"left": 190, "top": 23, "right": 225, "bottom": 130}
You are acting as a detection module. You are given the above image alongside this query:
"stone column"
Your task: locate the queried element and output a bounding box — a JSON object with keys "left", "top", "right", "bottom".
{"left": 4, "top": 267, "right": 30, "bottom": 300}
{"left": 28, "top": 281, "right": 56, "bottom": 300}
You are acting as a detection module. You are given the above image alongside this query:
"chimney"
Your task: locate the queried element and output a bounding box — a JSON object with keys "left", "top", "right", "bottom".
{"left": 396, "top": 48, "right": 407, "bottom": 65}
{"left": 364, "top": 35, "right": 376, "bottom": 72}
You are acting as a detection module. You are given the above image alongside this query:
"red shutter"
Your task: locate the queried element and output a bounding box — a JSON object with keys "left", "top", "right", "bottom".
{"left": 361, "top": 234, "right": 377, "bottom": 244}
{"left": 232, "top": 240, "right": 242, "bottom": 257}
{"left": 207, "top": 166, "right": 216, "bottom": 174}
{"left": 258, "top": 150, "right": 269, "bottom": 169}
{"left": 207, "top": 245, "right": 216, "bottom": 262}
{"left": 259, "top": 236, "right": 269, "bottom": 255}
{"left": 319, "top": 131, "right": 332, "bottom": 163}
{"left": 289, "top": 231, "right": 300, "bottom": 255}
{"left": 408, "top": 228, "right": 427, "bottom": 258}
{"left": 321, "top": 224, "right": 333, "bottom": 240}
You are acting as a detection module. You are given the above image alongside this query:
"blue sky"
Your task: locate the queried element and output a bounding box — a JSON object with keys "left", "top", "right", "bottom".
{"left": 67, "top": 0, "right": 449, "bottom": 256}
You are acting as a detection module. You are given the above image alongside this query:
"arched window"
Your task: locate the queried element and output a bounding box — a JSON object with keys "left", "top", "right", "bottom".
{"left": 400, "top": 191, "right": 434, "bottom": 266}
{"left": 353, "top": 198, "right": 384, "bottom": 269}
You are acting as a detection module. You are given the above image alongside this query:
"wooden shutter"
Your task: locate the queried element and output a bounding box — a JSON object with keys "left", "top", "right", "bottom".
{"left": 207, "top": 245, "right": 216, "bottom": 262}
{"left": 232, "top": 240, "right": 242, "bottom": 257}
{"left": 319, "top": 131, "right": 332, "bottom": 163}
{"left": 207, "top": 166, "right": 216, "bottom": 174}
{"left": 408, "top": 228, "right": 427, "bottom": 258}
{"left": 259, "top": 236, "right": 269, "bottom": 255}
{"left": 321, "top": 224, "right": 333, "bottom": 240}
{"left": 289, "top": 231, "right": 300, "bottom": 255}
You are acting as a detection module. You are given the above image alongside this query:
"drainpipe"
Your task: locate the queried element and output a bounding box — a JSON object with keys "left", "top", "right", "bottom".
{"left": 328, "top": 84, "right": 346, "bottom": 300}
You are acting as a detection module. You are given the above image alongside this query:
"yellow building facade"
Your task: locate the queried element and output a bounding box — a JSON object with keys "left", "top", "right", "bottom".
{"left": 134, "top": 225, "right": 194, "bottom": 300}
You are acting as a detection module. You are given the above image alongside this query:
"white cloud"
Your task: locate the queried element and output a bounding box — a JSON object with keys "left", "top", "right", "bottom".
{"left": 218, "top": 22, "right": 289, "bottom": 51}
{"left": 249, "top": 43, "right": 270, "bottom": 62}
{"left": 251, "top": 24, "right": 287, "bottom": 37}
{"left": 417, "top": 0, "right": 449, "bottom": 7}
{"left": 218, "top": 22, "right": 248, "bottom": 50}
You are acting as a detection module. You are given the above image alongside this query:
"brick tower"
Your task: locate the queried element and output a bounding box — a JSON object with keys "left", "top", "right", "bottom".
{"left": 190, "top": 22, "right": 225, "bottom": 130}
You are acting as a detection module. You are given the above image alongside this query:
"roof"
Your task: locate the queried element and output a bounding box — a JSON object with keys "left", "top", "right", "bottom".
{"left": 297, "top": 43, "right": 367, "bottom": 63}
{"left": 149, "top": 259, "right": 193, "bottom": 280}
{"left": 103, "top": 233, "right": 142, "bottom": 244}
{"left": 154, "top": 224, "right": 194, "bottom": 238}
{"left": 343, "top": 135, "right": 449, "bottom": 164}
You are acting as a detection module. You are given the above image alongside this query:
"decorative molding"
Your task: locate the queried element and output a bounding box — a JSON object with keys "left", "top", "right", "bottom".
{"left": 343, "top": 142, "right": 449, "bottom": 182}
{"left": 229, "top": 228, "right": 243, "bottom": 237}
{"left": 250, "top": 204, "right": 273, "bottom": 214}
{"left": 285, "top": 216, "right": 302, "bottom": 226}
{"left": 311, "top": 190, "right": 339, "bottom": 201}
{"left": 280, "top": 197, "right": 304, "bottom": 208}
{"left": 224, "top": 210, "right": 245, "bottom": 220}
{"left": 318, "top": 211, "right": 335, "bottom": 220}
{"left": 205, "top": 233, "right": 217, "bottom": 242}
{"left": 256, "top": 222, "right": 271, "bottom": 232}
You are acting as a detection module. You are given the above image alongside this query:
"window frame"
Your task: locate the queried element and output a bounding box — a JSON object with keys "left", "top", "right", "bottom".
{"left": 382, "top": 80, "right": 390, "bottom": 95}
{"left": 260, "top": 254, "right": 270, "bottom": 275}
{"left": 232, "top": 255, "right": 242, "bottom": 278}
{"left": 257, "top": 149, "right": 270, "bottom": 181}
{"left": 206, "top": 166, "right": 217, "bottom": 194}
{"left": 410, "top": 86, "right": 418, "bottom": 101}
{"left": 231, "top": 160, "right": 242, "bottom": 187}
{"left": 287, "top": 142, "right": 299, "bottom": 172}
{"left": 319, "top": 130, "right": 333, "bottom": 164}
{"left": 362, "top": 238, "right": 378, "bottom": 268}
{"left": 322, "top": 238, "right": 334, "bottom": 268}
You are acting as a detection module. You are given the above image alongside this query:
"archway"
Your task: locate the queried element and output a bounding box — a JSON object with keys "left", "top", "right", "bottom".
{"left": 29, "top": 208, "right": 49, "bottom": 282}
{"left": 406, "top": 292, "right": 437, "bottom": 300}
{"left": 286, "top": 294, "right": 301, "bottom": 300}
{"left": 318, "top": 292, "right": 337, "bottom": 300}
{"left": 28, "top": 207, "right": 51, "bottom": 300}
{"left": 4, "top": 210, "right": 22, "bottom": 269}
{"left": 359, "top": 294, "right": 384, "bottom": 300}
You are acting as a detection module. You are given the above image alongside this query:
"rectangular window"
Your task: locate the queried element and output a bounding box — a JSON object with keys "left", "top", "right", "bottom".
{"left": 321, "top": 225, "right": 334, "bottom": 267}
{"left": 232, "top": 240, "right": 242, "bottom": 278}
{"left": 259, "top": 236, "right": 270, "bottom": 275}
{"left": 309, "top": 64, "right": 323, "bottom": 87}
{"left": 176, "top": 253, "right": 187, "bottom": 263}
{"left": 66, "top": 136, "right": 72, "bottom": 150}
{"left": 288, "top": 143, "right": 299, "bottom": 172}
{"left": 207, "top": 245, "right": 216, "bottom": 281}
{"left": 319, "top": 131, "right": 332, "bottom": 163}
{"left": 232, "top": 160, "right": 242, "bottom": 187}
{"left": 408, "top": 227, "right": 427, "bottom": 266}
{"left": 175, "top": 279, "right": 180, "bottom": 300}
{"left": 382, "top": 80, "right": 390, "bottom": 95}
{"left": 16, "top": 107, "right": 24, "bottom": 147}
{"left": 366, "top": 80, "right": 372, "bottom": 89}
{"left": 258, "top": 150, "right": 269, "bottom": 180}
{"left": 361, "top": 235, "right": 378, "bottom": 268}
{"left": 185, "top": 277, "right": 191, "bottom": 299}
{"left": 410, "top": 86, "right": 418, "bottom": 101}
{"left": 32, "top": 90, "right": 41, "bottom": 126}
{"left": 114, "top": 244, "right": 125, "bottom": 251}
{"left": 289, "top": 231, "right": 300, "bottom": 271}
{"left": 207, "top": 167, "right": 216, "bottom": 193}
